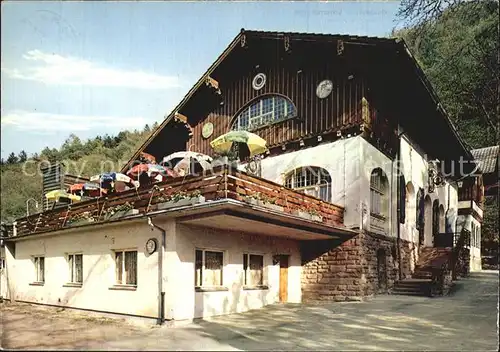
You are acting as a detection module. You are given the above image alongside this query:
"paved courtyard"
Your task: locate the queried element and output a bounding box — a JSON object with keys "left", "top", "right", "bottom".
{"left": 1, "top": 271, "right": 498, "bottom": 351}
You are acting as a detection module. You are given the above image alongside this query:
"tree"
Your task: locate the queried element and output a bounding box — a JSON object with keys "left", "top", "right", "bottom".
{"left": 394, "top": 0, "right": 499, "bottom": 148}
{"left": 6, "top": 152, "right": 18, "bottom": 164}
{"left": 397, "top": 0, "right": 499, "bottom": 144}
{"left": 18, "top": 150, "right": 27, "bottom": 162}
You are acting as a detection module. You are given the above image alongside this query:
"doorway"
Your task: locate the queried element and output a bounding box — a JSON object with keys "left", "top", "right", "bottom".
{"left": 277, "top": 255, "right": 289, "bottom": 303}
{"left": 377, "top": 249, "right": 387, "bottom": 292}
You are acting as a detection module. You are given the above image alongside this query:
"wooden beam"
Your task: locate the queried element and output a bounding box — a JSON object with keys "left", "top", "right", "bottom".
{"left": 205, "top": 76, "right": 219, "bottom": 90}
{"left": 174, "top": 112, "right": 188, "bottom": 124}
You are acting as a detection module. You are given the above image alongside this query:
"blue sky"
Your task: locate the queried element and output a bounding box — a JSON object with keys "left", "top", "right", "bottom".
{"left": 1, "top": 1, "right": 402, "bottom": 159}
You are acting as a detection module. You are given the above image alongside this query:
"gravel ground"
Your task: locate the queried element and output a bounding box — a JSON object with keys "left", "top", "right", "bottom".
{"left": 1, "top": 270, "right": 498, "bottom": 351}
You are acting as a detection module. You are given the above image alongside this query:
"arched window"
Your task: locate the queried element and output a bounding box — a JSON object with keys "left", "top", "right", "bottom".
{"left": 370, "top": 168, "right": 389, "bottom": 233}
{"left": 416, "top": 188, "right": 424, "bottom": 230}
{"left": 432, "top": 200, "right": 440, "bottom": 236}
{"left": 231, "top": 95, "right": 297, "bottom": 131}
{"left": 405, "top": 182, "right": 415, "bottom": 225}
{"left": 284, "top": 167, "right": 331, "bottom": 202}
{"left": 439, "top": 205, "right": 445, "bottom": 233}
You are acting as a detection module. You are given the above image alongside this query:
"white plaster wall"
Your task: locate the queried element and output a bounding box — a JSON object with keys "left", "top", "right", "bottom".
{"left": 6, "top": 220, "right": 165, "bottom": 318}
{"left": 456, "top": 214, "right": 482, "bottom": 271}
{"left": 172, "top": 224, "right": 301, "bottom": 320}
{"left": 359, "top": 138, "right": 394, "bottom": 235}
{"left": 397, "top": 137, "right": 458, "bottom": 245}
{"left": 255, "top": 137, "right": 363, "bottom": 230}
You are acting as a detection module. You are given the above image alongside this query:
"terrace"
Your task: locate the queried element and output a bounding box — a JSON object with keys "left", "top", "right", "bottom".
{"left": 6, "top": 166, "right": 352, "bottom": 241}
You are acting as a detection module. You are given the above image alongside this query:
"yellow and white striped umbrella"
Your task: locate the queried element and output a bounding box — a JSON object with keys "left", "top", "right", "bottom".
{"left": 45, "top": 190, "right": 81, "bottom": 202}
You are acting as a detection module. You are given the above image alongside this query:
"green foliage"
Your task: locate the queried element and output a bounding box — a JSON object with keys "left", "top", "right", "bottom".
{"left": 393, "top": 0, "right": 499, "bottom": 149}
{"left": 1, "top": 124, "right": 155, "bottom": 223}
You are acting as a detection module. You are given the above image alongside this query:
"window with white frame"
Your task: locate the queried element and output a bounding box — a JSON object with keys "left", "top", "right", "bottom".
{"left": 195, "top": 249, "right": 224, "bottom": 287}
{"left": 231, "top": 95, "right": 297, "bottom": 131}
{"left": 67, "top": 253, "right": 83, "bottom": 284}
{"left": 284, "top": 167, "right": 332, "bottom": 202}
{"left": 370, "top": 168, "right": 389, "bottom": 232}
{"left": 33, "top": 256, "right": 45, "bottom": 282}
{"left": 243, "top": 253, "right": 264, "bottom": 286}
{"left": 115, "top": 250, "right": 137, "bottom": 285}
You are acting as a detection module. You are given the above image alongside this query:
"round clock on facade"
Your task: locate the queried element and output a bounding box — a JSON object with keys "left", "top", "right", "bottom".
{"left": 316, "top": 79, "right": 333, "bottom": 99}
{"left": 202, "top": 122, "right": 214, "bottom": 139}
{"left": 252, "top": 73, "right": 266, "bottom": 90}
{"left": 146, "top": 238, "right": 157, "bottom": 254}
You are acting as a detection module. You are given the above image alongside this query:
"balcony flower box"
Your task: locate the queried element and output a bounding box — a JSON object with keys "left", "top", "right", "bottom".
{"left": 293, "top": 210, "right": 312, "bottom": 220}
{"left": 244, "top": 197, "right": 284, "bottom": 212}
{"left": 66, "top": 217, "right": 95, "bottom": 227}
{"left": 292, "top": 210, "right": 323, "bottom": 222}
{"left": 157, "top": 196, "right": 206, "bottom": 211}
{"left": 105, "top": 209, "right": 139, "bottom": 221}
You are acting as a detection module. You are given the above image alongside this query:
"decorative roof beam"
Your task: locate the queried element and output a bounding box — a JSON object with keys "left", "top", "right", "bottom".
{"left": 173, "top": 112, "right": 193, "bottom": 137}
{"left": 205, "top": 76, "right": 221, "bottom": 95}
{"left": 284, "top": 35, "right": 291, "bottom": 53}
{"left": 337, "top": 40, "right": 344, "bottom": 56}
{"left": 174, "top": 112, "right": 188, "bottom": 124}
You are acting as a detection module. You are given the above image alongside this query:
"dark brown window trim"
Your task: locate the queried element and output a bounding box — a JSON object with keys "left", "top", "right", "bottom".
{"left": 243, "top": 285, "right": 269, "bottom": 291}
{"left": 29, "top": 282, "right": 44, "bottom": 286}
{"left": 63, "top": 283, "right": 83, "bottom": 288}
{"left": 195, "top": 286, "right": 229, "bottom": 293}
{"left": 108, "top": 285, "right": 137, "bottom": 291}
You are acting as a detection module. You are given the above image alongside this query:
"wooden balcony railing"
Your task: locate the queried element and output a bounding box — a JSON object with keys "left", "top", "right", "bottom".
{"left": 7, "top": 166, "right": 345, "bottom": 238}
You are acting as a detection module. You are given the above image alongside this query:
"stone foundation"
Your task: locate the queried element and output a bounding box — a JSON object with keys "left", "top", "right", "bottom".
{"left": 300, "top": 232, "right": 415, "bottom": 302}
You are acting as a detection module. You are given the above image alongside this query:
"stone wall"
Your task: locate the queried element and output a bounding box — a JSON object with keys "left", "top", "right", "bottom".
{"left": 301, "top": 232, "right": 415, "bottom": 302}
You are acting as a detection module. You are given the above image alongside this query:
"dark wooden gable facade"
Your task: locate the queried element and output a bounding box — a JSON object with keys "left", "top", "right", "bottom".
{"left": 121, "top": 30, "right": 474, "bottom": 175}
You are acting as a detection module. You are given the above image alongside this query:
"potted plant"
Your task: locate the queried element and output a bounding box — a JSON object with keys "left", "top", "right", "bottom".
{"left": 307, "top": 208, "right": 323, "bottom": 222}
{"left": 156, "top": 190, "right": 206, "bottom": 210}
{"left": 244, "top": 192, "right": 262, "bottom": 206}
{"left": 67, "top": 211, "right": 96, "bottom": 227}
{"left": 103, "top": 202, "right": 138, "bottom": 220}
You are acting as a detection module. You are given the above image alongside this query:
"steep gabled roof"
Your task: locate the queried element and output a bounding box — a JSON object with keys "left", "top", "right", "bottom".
{"left": 471, "top": 145, "right": 499, "bottom": 174}
{"left": 120, "top": 29, "right": 474, "bottom": 173}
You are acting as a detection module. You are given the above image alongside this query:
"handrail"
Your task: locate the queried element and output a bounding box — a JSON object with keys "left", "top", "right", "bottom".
{"left": 451, "top": 228, "right": 471, "bottom": 280}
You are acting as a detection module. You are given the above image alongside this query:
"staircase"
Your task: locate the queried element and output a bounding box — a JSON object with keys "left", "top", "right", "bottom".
{"left": 391, "top": 247, "right": 452, "bottom": 297}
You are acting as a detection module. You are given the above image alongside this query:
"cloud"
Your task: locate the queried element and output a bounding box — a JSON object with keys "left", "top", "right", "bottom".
{"left": 1, "top": 110, "right": 147, "bottom": 133}
{"left": 1, "top": 50, "right": 181, "bottom": 89}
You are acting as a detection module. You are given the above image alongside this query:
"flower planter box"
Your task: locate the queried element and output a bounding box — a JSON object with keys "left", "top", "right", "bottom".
{"left": 292, "top": 210, "right": 322, "bottom": 222}
{"left": 264, "top": 203, "right": 284, "bottom": 212}
{"left": 66, "top": 218, "right": 95, "bottom": 227}
{"left": 311, "top": 214, "right": 323, "bottom": 222}
{"left": 293, "top": 210, "right": 312, "bottom": 220}
{"left": 157, "top": 196, "right": 206, "bottom": 211}
{"left": 105, "top": 209, "right": 139, "bottom": 221}
{"left": 244, "top": 198, "right": 284, "bottom": 212}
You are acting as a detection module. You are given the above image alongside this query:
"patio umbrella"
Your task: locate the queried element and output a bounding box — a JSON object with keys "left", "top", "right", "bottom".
{"left": 126, "top": 163, "right": 176, "bottom": 180}
{"left": 210, "top": 131, "right": 267, "bottom": 157}
{"left": 160, "top": 151, "right": 212, "bottom": 171}
{"left": 90, "top": 172, "right": 136, "bottom": 193}
{"left": 69, "top": 183, "right": 107, "bottom": 197}
{"left": 45, "top": 190, "right": 81, "bottom": 202}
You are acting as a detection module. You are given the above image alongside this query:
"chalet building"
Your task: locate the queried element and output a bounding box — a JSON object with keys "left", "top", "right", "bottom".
{"left": 0, "top": 30, "right": 482, "bottom": 324}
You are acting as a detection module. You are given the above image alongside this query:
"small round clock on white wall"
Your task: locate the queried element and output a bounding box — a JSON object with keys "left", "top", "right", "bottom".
{"left": 146, "top": 238, "right": 157, "bottom": 255}
{"left": 316, "top": 79, "right": 333, "bottom": 99}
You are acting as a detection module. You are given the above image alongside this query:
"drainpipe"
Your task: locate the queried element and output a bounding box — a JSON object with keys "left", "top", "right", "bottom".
{"left": 395, "top": 130, "right": 405, "bottom": 281}
{"left": 147, "top": 217, "right": 166, "bottom": 325}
